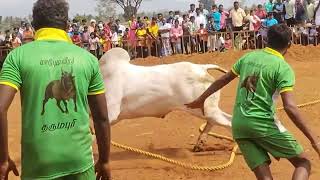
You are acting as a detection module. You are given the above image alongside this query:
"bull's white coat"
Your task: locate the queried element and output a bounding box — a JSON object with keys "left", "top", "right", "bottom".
{"left": 100, "top": 48, "right": 232, "bottom": 128}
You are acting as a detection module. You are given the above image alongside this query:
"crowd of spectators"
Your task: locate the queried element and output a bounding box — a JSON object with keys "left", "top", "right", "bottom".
{"left": 1, "top": 0, "right": 320, "bottom": 59}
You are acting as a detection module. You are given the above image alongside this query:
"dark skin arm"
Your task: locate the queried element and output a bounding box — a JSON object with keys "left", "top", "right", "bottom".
{"left": 281, "top": 91, "right": 320, "bottom": 157}
{"left": 186, "top": 71, "right": 238, "bottom": 111}
{"left": 0, "top": 85, "right": 19, "bottom": 180}
{"left": 88, "top": 93, "right": 111, "bottom": 180}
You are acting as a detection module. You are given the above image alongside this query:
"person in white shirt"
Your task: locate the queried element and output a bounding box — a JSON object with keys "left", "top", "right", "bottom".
{"left": 284, "top": 0, "right": 296, "bottom": 27}
{"left": 230, "top": 1, "right": 246, "bottom": 31}
{"left": 199, "top": 2, "right": 209, "bottom": 17}
{"left": 306, "top": 0, "right": 316, "bottom": 22}
{"left": 195, "top": 8, "right": 207, "bottom": 30}
{"left": 174, "top": 11, "right": 184, "bottom": 25}
{"left": 115, "top": 19, "right": 126, "bottom": 36}
{"left": 189, "top": 4, "right": 197, "bottom": 18}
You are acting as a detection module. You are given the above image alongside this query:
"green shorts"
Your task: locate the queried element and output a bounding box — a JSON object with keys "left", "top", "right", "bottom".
{"left": 53, "top": 166, "right": 95, "bottom": 180}
{"left": 235, "top": 131, "right": 304, "bottom": 170}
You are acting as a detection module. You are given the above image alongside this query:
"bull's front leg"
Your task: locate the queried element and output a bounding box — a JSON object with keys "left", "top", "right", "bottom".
{"left": 56, "top": 100, "right": 65, "bottom": 113}
{"left": 73, "top": 95, "right": 77, "bottom": 112}
{"left": 63, "top": 100, "right": 69, "bottom": 114}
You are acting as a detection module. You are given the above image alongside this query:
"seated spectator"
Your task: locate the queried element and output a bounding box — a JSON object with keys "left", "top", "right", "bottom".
{"left": 264, "top": 12, "right": 279, "bottom": 28}
{"left": 197, "top": 24, "right": 208, "bottom": 53}
{"left": 22, "top": 24, "right": 34, "bottom": 43}
{"left": 170, "top": 19, "right": 183, "bottom": 54}
{"left": 256, "top": 4, "right": 267, "bottom": 20}
{"left": 11, "top": 33, "right": 22, "bottom": 49}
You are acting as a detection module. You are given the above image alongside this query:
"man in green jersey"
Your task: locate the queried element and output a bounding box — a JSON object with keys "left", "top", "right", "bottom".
{"left": 186, "top": 24, "right": 320, "bottom": 180}
{"left": 0, "top": 0, "right": 111, "bottom": 180}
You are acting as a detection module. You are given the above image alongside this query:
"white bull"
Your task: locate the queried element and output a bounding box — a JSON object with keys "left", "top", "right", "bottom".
{"left": 100, "top": 48, "right": 232, "bottom": 151}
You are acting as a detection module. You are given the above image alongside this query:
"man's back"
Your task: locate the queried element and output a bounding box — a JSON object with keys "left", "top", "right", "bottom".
{"left": 0, "top": 28, "right": 105, "bottom": 179}
{"left": 231, "top": 48, "right": 295, "bottom": 139}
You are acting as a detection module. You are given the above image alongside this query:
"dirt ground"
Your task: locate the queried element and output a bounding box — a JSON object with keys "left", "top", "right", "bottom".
{"left": 8, "top": 45, "right": 320, "bottom": 180}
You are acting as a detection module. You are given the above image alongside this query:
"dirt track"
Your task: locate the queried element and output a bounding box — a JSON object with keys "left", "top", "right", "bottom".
{"left": 8, "top": 45, "right": 320, "bottom": 179}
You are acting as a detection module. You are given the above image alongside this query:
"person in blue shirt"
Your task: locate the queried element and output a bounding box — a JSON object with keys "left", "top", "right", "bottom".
{"left": 264, "top": 12, "right": 278, "bottom": 28}
{"left": 211, "top": 4, "right": 221, "bottom": 32}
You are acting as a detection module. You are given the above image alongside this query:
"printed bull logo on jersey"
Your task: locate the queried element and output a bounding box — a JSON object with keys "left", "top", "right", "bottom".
{"left": 41, "top": 67, "right": 77, "bottom": 115}
{"left": 241, "top": 73, "right": 259, "bottom": 100}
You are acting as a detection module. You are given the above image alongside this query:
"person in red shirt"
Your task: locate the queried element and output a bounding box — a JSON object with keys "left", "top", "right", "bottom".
{"left": 256, "top": 4, "right": 267, "bottom": 20}
{"left": 197, "top": 23, "right": 208, "bottom": 53}
{"left": 72, "top": 32, "right": 82, "bottom": 47}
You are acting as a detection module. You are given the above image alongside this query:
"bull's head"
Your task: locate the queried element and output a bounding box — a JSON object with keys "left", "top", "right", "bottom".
{"left": 61, "top": 67, "right": 75, "bottom": 92}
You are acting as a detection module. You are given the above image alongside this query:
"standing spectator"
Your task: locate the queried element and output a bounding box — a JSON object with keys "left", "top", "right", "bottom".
{"left": 128, "top": 15, "right": 138, "bottom": 47}
{"left": 265, "top": 0, "right": 275, "bottom": 13}
{"left": 157, "top": 13, "right": 164, "bottom": 26}
{"left": 256, "top": 4, "right": 267, "bottom": 20}
{"left": 188, "top": 16, "right": 198, "bottom": 53}
{"left": 72, "top": 31, "right": 82, "bottom": 47}
{"left": 182, "top": 14, "right": 191, "bottom": 54}
{"left": 147, "top": 17, "right": 160, "bottom": 56}
{"left": 219, "top": 4, "right": 230, "bottom": 32}
{"left": 174, "top": 11, "right": 184, "bottom": 25}
{"left": 79, "top": 19, "right": 87, "bottom": 33}
{"left": 230, "top": 1, "right": 247, "bottom": 31}
{"left": 264, "top": 12, "right": 279, "bottom": 27}
{"left": 273, "top": 0, "right": 285, "bottom": 23}
{"left": 89, "top": 32, "right": 100, "bottom": 57}
{"left": 189, "top": 4, "right": 197, "bottom": 18}
{"left": 116, "top": 19, "right": 126, "bottom": 37}
{"left": 199, "top": 3, "right": 210, "bottom": 17}
{"left": 248, "top": 10, "right": 262, "bottom": 31}
{"left": 306, "top": 0, "right": 316, "bottom": 22}
{"left": 82, "top": 26, "right": 90, "bottom": 50}
{"left": 0, "top": 31, "right": 5, "bottom": 44}
{"left": 10, "top": 33, "right": 22, "bottom": 49}
{"left": 211, "top": 4, "right": 221, "bottom": 32}
{"left": 89, "top": 19, "right": 96, "bottom": 34}
{"left": 170, "top": 19, "right": 183, "bottom": 54}
{"left": 284, "top": 0, "right": 296, "bottom": 27}
{"left": 295, "top": 0, "right": 307, "bottom": 24}
{"left": 158, "top": 18, "right": 172, "bottom": 57}
{"left": 136, "top": 23, "right": 148, "bottom": 58}
{"left": 18, "top": 22, "right": 26, "bottom": 39}
{"left": 197, "top": 24, "right": 208, "bottom": 53}
{"left": 167, "top": 11, "right": 175, "bottom": 24}
{"left": 195, "top": 8, "right": 207, "bottom": 30}
{"left": 143, "top": 16, "right": 151, "bottom": 27}
{"left": 207, "top": 17, "right": 217, "bottom": 52}
{"left": 22, "top": 24, "right": 34, "bottom": 44}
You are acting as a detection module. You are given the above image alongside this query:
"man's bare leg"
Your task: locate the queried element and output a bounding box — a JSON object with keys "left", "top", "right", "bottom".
{"left": 288, "top": 154, "right": 311, "bottom": 180}
{"left": 253, "top": 163, "right": 273, "bottom": 180}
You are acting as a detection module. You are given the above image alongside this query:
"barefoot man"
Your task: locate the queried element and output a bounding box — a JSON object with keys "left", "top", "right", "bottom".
{"left": 0, "top": 0, "right": 111, "bottom": 180}
{"left": 186, "top": 24, "right": 320, "bottom": 180}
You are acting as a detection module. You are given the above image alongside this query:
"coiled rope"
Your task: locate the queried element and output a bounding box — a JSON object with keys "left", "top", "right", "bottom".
{"left": 111, "top": 99, "right": 320, "bottom": 171}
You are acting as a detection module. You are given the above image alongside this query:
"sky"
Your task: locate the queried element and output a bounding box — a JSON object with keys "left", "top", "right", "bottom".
{"left": 0, "top": 0, "right": 265, "bottom": 17}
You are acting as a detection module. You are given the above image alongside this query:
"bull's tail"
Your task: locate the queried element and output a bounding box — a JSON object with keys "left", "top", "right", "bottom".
{"left": 201, "top": 64, "right": 228, "bottom": 74}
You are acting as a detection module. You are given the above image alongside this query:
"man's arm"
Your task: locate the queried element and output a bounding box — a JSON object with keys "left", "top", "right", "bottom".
{"left": 281, "top": 91, "right": 320, "bottom": 146}
{"left": 186, "top": 71, "right": 237, "bottom": 109}
{"left": 88, "top": 93, "right": 110, "bottom": 164}
{"left": 0, "top": 85, "right": 17, "bottom": 163}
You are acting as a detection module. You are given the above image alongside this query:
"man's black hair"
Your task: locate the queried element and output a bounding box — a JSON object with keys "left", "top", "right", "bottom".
{"left": 32, "top": 0, "right": 69, "bottom": 31}
{"left": 267, "top": 24, "right": 291, "bottom": 50}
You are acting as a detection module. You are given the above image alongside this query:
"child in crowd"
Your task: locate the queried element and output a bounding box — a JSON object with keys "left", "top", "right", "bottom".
{"left": 81, "top": 26, "right": 90, "bottom": 50}
{"left": 89, "top": 32, "right": 100, "bottom": 57}
{"left": 170, "top": 19, "right": 183, "bottom": 54}
{"left": 224, "top": 33, "right": 232, "bottom": 50}
{"left": 197, "top": 23, "right": 208, "bottom": 53}
{"left": 11, "top": 33, "right": 22, "bottom": 49}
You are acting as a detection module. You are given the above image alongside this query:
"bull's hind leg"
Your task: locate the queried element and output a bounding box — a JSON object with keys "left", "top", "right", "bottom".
{"left": 56, "top": 100, "right": 65, "bottom": 113}
{"left": 41, "top": 98, "right": 49, "bottom": 115}
{"left": 63, "top": 100, "right": 69, "bottom": 114}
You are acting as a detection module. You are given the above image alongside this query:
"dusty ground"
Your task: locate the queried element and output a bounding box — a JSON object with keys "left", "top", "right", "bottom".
{"left": 8, "top": 45, "right": 320, "bottom": 179}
